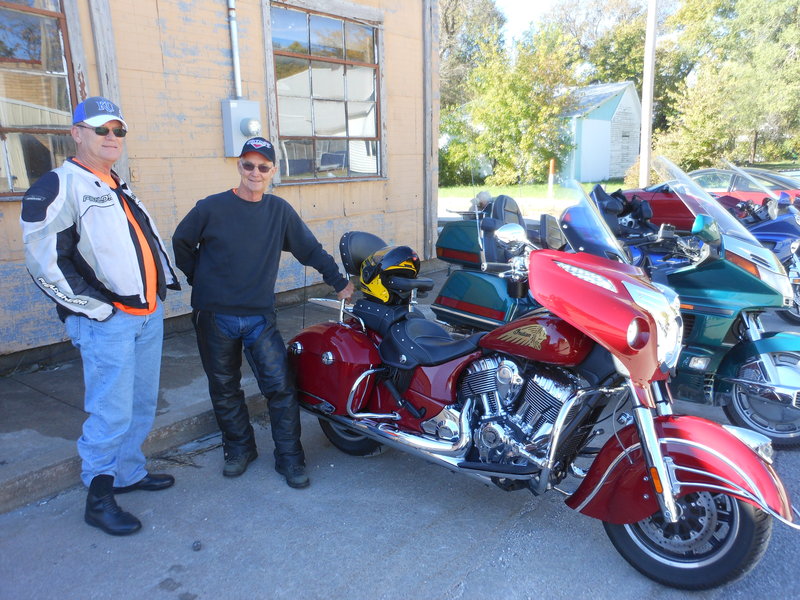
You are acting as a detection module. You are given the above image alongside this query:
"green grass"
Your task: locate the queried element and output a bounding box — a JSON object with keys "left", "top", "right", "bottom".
{"left": 438, "top": 178, "right": 625, "bottom": 198}
{"left": 750, "top": 161, "right": 800, "bottom": 171}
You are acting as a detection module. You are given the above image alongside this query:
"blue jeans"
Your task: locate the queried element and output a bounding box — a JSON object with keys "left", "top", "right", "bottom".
{"left": 65, "top": 301, "right": 164, "bottom": 487}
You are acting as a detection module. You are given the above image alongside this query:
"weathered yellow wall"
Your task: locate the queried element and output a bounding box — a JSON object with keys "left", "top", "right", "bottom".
{"left": 1, "top": 0, "right": 428, "bottom": 355}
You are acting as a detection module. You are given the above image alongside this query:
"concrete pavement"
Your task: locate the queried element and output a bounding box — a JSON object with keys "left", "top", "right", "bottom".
{"left": 0, "top": 262, "right": 450, "bottom": 514}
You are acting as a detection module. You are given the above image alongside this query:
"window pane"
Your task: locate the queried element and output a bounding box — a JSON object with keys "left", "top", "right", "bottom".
{"left": 276, "top": 56, "right": 310, "bottom": 97}
{"left": 1, "top": 132, "right": 74, "bottom": 192}
{"left": 313, "top": 100, "right": 346, "bottom": 137}
{"left": 347, "top": 102, "right": 376, "bottom": 137}
{"left": 271, "top": 7, "right": 308, "bottom": 54}
{"left": 346, "top": 66, "right": 375, "bottom": 102}
{"left": 0, "top": 8, "right": 65, "bottom": 72}
{"left": 692, "top": 172, "right": 731, "bottom": 193}
{"left": 316, "top": 139, "right": 348, "bottom": 178}
{"left": 346, "top": 22, "right": 374, "bottom": 63}
{"left": 348, "top": 140, "right": 378, "bottom": 175}
{"left": 311, "top": 61, "right": 343, "bottom": 100}
{"left": 310, "top": 15, "right": 343, "bottom": 59}
{"left": 280, "top": 139, "right": 314, "bottom": 180}
{"left": 4, "top": 1, "right": 61, "bottom": 11}
{"left": 277, "top": 95, "right": 312, "bottom": 136}
{"left": 0, "top": 71, "right": 71, "bottom": 126}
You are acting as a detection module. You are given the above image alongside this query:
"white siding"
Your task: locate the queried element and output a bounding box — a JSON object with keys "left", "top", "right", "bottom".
{"left": 609, "top": 89, "right": 640, "bottom": 178}
{"left": 580, "top": 119, "right": 611, "bottom": 182}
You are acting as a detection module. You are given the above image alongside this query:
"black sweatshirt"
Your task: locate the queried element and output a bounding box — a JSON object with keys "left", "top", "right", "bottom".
{"left": 172, "top": 190, "right": 348, "bottom": 315}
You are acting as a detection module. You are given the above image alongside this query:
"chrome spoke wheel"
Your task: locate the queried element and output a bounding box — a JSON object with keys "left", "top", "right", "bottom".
{"left": 723, "top": 351, "right": 800, "bottom": 447}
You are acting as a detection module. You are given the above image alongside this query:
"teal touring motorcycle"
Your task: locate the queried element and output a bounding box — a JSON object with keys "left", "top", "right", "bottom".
{"left": 432, "top": 157, "right": 800, "bottom": 446}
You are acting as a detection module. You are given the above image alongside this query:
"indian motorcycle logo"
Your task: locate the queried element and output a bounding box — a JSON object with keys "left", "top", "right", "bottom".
{"left": 497, "top": 324, "right": 547, "bottom": 350}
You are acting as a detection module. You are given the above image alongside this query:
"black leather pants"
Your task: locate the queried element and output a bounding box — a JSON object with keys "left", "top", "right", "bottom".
{"left": 193, "top": 310, "right": 305, "bottom": 467}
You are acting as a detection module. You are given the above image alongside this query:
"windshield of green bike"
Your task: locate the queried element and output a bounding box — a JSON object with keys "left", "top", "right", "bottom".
{"left": 553, "top": 180, "right": 630, "bottom": 263}
{"left": 652, "top": 156, "right": 759, "bottom": 245}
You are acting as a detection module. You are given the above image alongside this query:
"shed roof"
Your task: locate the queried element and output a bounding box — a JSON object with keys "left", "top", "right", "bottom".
{"left": 563, "top": 81, "right": 634, "bottom": 118}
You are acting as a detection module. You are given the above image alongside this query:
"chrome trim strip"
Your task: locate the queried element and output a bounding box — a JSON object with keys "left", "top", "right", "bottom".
{"left": 430, "top": 305, "right": 501, "bottom": 327}
{"left": 346, "top": 367, "right": 400, "bottom": 420}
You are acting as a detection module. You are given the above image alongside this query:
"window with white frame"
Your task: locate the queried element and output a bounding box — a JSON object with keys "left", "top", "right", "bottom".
{"left": 270, "top": 4, "right": 381, "bottom": 181}
{"left": 0, "top": 0, "right": 76, "bottom": 196}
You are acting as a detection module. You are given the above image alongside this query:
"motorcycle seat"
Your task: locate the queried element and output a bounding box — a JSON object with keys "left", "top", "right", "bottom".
{"left": 378, "top": 317, "right": 484, "bottom": 369}
{"left": 352, "top": 299, "right": 426, "bottom": 337}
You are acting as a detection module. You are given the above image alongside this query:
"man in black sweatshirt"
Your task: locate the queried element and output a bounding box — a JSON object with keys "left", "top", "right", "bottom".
{"left": 173, "top": 137, "right": 354, "bottom": 488}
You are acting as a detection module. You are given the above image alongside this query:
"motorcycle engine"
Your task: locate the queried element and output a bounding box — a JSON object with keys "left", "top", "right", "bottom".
{"left": 458, "top": 356, "right": 577, "bottom": 466}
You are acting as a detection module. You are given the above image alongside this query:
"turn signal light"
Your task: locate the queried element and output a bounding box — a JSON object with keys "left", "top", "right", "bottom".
{"left": 726, "top": 251, "right": 760, "bottom": 278}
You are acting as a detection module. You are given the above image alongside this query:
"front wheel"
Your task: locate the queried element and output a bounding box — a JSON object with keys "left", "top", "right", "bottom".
{"left": 604, "top": 492, "right": 772, "bottom": 590}
{"left": 721, "top": 351, "right": 800, "bottom": 447}
{"left": 319, "top": 419, "right": 383, "bottom": 456}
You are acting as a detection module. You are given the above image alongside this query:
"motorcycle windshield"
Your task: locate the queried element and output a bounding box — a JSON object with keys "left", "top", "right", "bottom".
{"left": 554, "top": 181, "right": 630, "bottom": 263}
{"left": 653, "top": 156, "right": 759, "bottom": 245}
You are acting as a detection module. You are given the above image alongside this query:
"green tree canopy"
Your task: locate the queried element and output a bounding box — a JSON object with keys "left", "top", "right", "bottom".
{"left": 657, "top": 0, "right": 800, "bottom": 168}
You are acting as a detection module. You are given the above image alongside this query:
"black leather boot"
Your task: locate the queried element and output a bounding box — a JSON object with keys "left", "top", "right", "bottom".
{"left": 85, "top": 474, "right": 142, "bottom": 536}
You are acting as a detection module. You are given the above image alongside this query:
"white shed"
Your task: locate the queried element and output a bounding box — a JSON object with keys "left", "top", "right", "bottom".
{"left": 563, "top": 82, "right": 641, "bottom": 183}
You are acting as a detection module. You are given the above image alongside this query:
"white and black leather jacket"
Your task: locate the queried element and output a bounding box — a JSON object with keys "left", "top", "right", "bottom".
{"left": 20, "top": 159, "right": 180, "bottom": 321}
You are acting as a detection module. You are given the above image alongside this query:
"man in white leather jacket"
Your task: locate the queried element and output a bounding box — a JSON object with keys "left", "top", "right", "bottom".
{"left": 20, "top": 96, "right": 180, "bottom": 536}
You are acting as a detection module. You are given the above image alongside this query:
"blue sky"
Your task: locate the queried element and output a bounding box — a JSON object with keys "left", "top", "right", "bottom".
{"left": 494, "top": 0, "right": 554, "bottom": 43}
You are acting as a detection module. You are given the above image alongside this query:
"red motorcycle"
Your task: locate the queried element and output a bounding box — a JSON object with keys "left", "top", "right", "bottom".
{"left": 287, "top": 184, "right": 797, "bottom": 590}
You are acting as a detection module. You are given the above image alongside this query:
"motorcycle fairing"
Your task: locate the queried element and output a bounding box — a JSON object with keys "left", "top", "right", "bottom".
{"left": 566, "top": 415, "right": 793, "bottom": 524}
{"left": 716, "top": 331, "right": 800, "bottom": 380}
{"left": 527, "top": 249, "right": 663, "bottom": 385}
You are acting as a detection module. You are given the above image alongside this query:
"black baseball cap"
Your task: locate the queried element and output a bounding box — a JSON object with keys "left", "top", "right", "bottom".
{"left": 240, "top": 137, "right": 276, "bottom": 164}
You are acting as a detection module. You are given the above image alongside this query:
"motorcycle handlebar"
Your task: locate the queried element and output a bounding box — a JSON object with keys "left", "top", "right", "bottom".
{"left": 481, "top": 262, "right": 512, "bottom": 273}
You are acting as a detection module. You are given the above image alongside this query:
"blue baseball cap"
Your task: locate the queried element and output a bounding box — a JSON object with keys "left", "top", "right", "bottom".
{"left": 240, "top": 137, "right": 276, "bottom": 164}
{"left": 73, "top": 96, "right": 128, "bottom": 129}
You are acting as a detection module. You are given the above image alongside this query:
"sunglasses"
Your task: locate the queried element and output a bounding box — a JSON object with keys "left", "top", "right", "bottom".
{"left": 76, "top": 124, "right": 127, "bottom": 137}
{"left": 241, "top": 160, "right": 273, "bottom": 173}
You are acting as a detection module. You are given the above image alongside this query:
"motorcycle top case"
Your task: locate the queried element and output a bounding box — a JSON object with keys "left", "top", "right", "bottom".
{"left": 435, "top": 220, "right": 482, "bottom": 267}
{"left": 288, "top": 321, "right": 380, "bottom": 415}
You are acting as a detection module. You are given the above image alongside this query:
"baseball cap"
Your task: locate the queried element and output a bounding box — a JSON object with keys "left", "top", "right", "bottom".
{"left": 240, "top": 137, "right": 276, "bottom": 164}
{"left": 72, "top": 96, "right": 128, "bottom": 129}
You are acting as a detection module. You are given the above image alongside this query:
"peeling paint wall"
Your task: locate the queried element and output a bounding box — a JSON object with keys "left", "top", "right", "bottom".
{"left": 1, "top": 0, "right": 429, "bottom": 355}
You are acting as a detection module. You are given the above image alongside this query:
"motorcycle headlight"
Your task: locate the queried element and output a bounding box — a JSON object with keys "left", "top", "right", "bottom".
{"left": 622, "top": 281, "right": 683, "bottom": 370}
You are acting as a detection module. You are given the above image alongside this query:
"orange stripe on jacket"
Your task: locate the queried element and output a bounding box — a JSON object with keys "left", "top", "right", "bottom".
{"left": 73, "top": 159, "right": 157, "bottom": 315}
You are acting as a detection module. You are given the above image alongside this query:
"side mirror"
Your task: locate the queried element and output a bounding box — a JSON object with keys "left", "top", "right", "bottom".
{"left": 767, "top": 198, "right": 780, "bottom": 220}
{"left": 691, "top": 214, "right": 721, "bottom": 245}
{"left": 539, "top": 213, "right": 567, "bottom": 250}
{"left": 495, "top": 223, "right": 528, "bottom": 254}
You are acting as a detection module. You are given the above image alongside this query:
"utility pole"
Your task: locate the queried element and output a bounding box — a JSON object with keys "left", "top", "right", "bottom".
{"left": 639, "top": 0, "right": 658, "bottom": 187}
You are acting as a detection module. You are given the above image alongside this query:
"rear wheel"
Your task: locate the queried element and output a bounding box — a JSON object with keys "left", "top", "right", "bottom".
{"left": 604, "top": 492, "right": 772, "bottom": 590}
{"left": 319, "top": 419, "right": 382, "bottom": 456}
{"left": 722, "top": 351, "right": 800, "bottom": 447}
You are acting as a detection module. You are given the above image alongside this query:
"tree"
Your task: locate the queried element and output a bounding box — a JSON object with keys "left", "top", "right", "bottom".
{"left": 542, "top": 0, "right": 689, "bottom": 133}
{"left": 657, "top": 0, "right": 800, "bottom": 167}
{"left": 464, "top": 25, "right": 579, "bottom": 184}
{"left": 439, "top": 0, "right": 506, "bottom": 109}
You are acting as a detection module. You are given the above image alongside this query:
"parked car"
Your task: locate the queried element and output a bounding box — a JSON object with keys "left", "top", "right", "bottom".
{"left": 690, "top": 167, "right": 800, "bottom": 205}
{"left": 620, "top": 167, "right": 800, "bottom": 230}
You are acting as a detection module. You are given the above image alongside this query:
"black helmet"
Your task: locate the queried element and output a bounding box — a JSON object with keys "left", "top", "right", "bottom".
{"left": 359, "top": 245, "right": 420, "bottom": 304}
